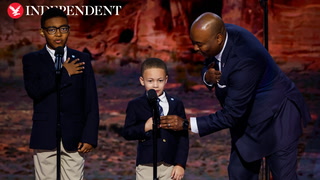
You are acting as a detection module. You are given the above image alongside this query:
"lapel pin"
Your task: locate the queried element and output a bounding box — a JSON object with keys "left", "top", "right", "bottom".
{"left": 71, "top": 55, "right": 75, "bottom": 58}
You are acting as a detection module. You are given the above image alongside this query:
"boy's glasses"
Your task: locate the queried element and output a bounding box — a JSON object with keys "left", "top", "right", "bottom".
{"left": 42, "top": 25, "right": 70, "bottom": 35}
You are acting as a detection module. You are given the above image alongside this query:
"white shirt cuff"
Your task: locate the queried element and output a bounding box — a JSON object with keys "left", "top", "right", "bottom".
{"left": 190, "top": 117, "right": 199, "bottom": 134}
{"left": 203, "top": 71, "right": 213, "bottom": 87}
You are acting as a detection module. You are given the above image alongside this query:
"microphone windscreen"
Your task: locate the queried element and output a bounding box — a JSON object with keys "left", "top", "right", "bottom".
{"left": 147, "top": 89, "right": 157, "bottom": 102}
{"left": 54, "top": 46, "right": 64, "bottom": 56}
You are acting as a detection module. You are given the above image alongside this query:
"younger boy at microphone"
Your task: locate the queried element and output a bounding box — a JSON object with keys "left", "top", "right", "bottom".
{"left": 122, "top": 58, "right": 189, "bottom": 180}
{"left": 22, "top": 8, "right": 99, "bottom": 179}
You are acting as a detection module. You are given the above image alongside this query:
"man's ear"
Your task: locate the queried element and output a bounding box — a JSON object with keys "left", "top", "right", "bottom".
{"left": 139, "top": 76, "right": 145, "bottom": 86}
{"left": 39, "top": 29, "right": 44, "bottom": 37}
{"left": 217, "top": 33, "right": 223, "bottom": 45}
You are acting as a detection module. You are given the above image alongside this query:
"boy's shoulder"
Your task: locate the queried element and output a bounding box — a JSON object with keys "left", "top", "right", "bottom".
{"left": 129, "top": 94, "right": 146, "bottom": 103}
{"left": 165, "top": 92, "right": 183, "bottom": 102}
{"left": 126, "top": 94, "right": 148, "bottom": 109}
{"left": 67, "top": 47, "right": 80, "bottom": 54}
{"left": 23, "top": 47, "right": 46, "bottom": 58}
{"left": 67, "top": 48, "right": 93, "bottom": 62}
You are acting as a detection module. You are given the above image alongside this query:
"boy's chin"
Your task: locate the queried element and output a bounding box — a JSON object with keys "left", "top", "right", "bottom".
{"left": 157, "top": 91, "right": 164, "bottom": 97}
{"left": 48, "top": 44, "right": 66, "bottom": 50}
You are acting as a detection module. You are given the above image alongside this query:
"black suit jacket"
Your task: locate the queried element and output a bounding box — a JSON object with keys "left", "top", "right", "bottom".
{"left": 199, "top": 24, "right": 311, "bottom": 162}
{"left": 122, "top": 92, "right": 189, "bottom": 168}
{"left": 22, "top": 47, "right": 99, "bottom": 151}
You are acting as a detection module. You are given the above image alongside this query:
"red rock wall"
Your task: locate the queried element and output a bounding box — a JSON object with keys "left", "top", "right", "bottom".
{"left": 223, "top": 0, "right": 320, "bottom": 70}
{"left": 0, "top": 0, "right": 319, "bottom": 79}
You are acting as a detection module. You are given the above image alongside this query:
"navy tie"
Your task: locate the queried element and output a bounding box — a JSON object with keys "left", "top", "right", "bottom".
{"left": 55, "top": 56, "right": 60, "bottom": 70}
{"left": 214, "top": 57, "right": 219, "bottom": 71}
{"left": 157, "top": 98, "right": 164, "bottom": 116}
{"left": 55, "top": 55, "right": 63, "bottom": 70}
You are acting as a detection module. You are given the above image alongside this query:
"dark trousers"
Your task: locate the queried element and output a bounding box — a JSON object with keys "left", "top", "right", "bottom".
{"left": 228, "top": 139, "right": 299, "bottom": 180}
{"left": 266, "top": 139, "right": 299, "bottom": 180}
{"left": 228, "top": 149, "right": 261, "bottom": 180}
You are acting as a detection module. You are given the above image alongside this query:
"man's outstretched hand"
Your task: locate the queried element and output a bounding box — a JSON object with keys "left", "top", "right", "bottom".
{"left": 160, "top": 115, "right": 184, "bottom": 131}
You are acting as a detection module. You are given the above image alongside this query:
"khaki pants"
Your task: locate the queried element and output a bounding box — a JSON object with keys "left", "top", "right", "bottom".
{"left": 33, "top": 141, "right": 84, "bottom": 180}
{"left": 136, "top": 163, "right": 173, "bottom": 180}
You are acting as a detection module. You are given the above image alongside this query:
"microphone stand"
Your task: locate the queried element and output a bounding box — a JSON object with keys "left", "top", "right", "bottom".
{"left": 260, "top": 0, "right": 270, "bottom": 179}
{"left": 151, "top": 101, "right": 160, "bottom": 180}
{"left": 260, "top": 0, "right": 269, "bottom": 51}
{"left": 147, "top": 89, "right": 160, "bottom": 180}
{"left": 55, "top": 53, "right": 62, "bottom": 180}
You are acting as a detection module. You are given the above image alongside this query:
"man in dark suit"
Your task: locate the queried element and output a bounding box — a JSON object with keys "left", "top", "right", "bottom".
{"left": 160, "top": 12, "right": 311, "bottom": 180}
{"left": 22, "top": 8, "right": 99, "bottom": 179}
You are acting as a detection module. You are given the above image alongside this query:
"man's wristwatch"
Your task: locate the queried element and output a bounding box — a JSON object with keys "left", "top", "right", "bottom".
{"left": 182, "top": 119, "right": 189, "bottom": 131}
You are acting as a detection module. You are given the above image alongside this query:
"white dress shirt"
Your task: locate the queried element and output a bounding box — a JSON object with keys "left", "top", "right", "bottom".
{"left": 202, "top": 32, "right": 228, "bottom": 87}
{"left": 158, "top": 92, "right": 169, "bottom": 116}
{"left": 46, "top": 45, "right": 67, "bottom": 65}
{"left": 191, "top": 33, "right": 228, "bottom": 134}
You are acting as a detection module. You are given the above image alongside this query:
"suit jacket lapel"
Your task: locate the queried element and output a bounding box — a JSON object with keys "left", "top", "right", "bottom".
{"left": 39, "top": 47, "right": 55, "bottom": 71}
{"left": 166, "top": 94, "right": 176, "bottom": 115}
{"left": 67, "top": 47, "right": 74, "bottom": 60}
{"left": 220, "top": 38, "right": 232, "bottom": 73}
{"left": 215, "top": 27, "right": 234, "bottom": 103}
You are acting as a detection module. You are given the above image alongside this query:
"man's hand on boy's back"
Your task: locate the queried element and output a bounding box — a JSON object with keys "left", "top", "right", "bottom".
{"left": 63, "top": 58, "right": 85, "bottom": 76}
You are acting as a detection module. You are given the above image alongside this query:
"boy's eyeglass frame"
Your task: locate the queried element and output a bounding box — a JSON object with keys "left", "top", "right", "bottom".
{"left": 42, "top": 25, "right": 70, "bottom": 35}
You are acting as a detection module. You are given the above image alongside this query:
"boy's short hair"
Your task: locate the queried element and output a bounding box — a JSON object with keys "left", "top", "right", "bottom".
{"left": 140, "top": 58, "right": 168, "bottom": 76}
{"left": 41, "top": 8, "right": 68, "bottom": 28}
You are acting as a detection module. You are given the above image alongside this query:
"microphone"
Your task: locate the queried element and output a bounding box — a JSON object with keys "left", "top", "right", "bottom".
{"left": 54, "top": 46, "right": 64, "bottom": 72}
{"left": 147, "top": 89, "right": 158, "bottom": 104}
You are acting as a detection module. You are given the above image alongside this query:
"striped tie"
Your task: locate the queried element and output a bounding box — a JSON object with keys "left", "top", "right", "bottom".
{"left": 157, "top": 98, "right": 164, "bottom": 116}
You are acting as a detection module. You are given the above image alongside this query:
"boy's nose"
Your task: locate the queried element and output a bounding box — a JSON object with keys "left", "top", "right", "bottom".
{"left": 153, "top": 82, "right": 158, "bottom": 87}
{"left": 55, "top": 29, "right": 62, "bottom": 36}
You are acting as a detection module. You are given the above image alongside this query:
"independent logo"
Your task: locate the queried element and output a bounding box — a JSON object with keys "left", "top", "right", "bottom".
{"left": 6, "top": 3, "right": 121, "bottom": 18}
{"left": 7, "top": 2, "right": 24, "bottom": 19}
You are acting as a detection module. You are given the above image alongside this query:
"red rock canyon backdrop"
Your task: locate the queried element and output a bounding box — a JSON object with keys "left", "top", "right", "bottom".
{"left": 0, "top": 0, "right": 319, "bottom": 179}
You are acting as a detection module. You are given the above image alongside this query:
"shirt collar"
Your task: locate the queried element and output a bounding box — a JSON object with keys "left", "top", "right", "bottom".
{"left": 46, "top": 45, "right": 55, "bottom": 59}
{"left": 46, "top": 45, "right": 67, "bottom": 62}
{"left": 158, "top": 91, "right": 167, "bottom": 102}
{"left": 215, "top": 32, "right": 228, "bottom": 62}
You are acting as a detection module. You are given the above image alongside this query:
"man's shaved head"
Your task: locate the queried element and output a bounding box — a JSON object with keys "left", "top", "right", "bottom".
{"left": 190, "top": 12, "right": 226, "bottom": 58}
{"left": 191, "top": 12, "right": 225, "bottom": 37}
